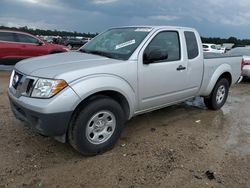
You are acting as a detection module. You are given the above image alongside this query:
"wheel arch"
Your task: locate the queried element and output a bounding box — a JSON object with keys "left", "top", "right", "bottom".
{"left": 71, "top": 90, "right": 131, "bottom": 122}
{"left": 201, "top": 63, "right": 232, "bottom": 96}
{"left": 218, "top": 72, "right": 232, "bottom": 86}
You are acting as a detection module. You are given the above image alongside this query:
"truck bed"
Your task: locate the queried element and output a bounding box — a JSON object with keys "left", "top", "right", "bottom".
{"left": 199, "top": 53, "right": 242, "bottom": 96}
{"left": 204, "top": 52, "right": 242, "bottom": 59}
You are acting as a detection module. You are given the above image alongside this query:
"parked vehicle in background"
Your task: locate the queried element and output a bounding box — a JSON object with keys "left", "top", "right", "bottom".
{"left": 227, "top": 47, "right": 250, "bottom": 78}
{"left": 8, "top": 26, "right": 242, "bottom": 155}
{"left": 223, "top": 43, "right": 234, "bottom": 52}
{"left": 215, "top": 45, "right": 226, "bottom": 53}
{"left": 0, "top": 30, "right": 69, "bottom": 65}
{"left": 62, "top": 37, "right": 88, "bottom": 49}
{"left": 43, "top": 36, "right": 56, "bottom": 43}
{"left": 203, "top": 43, "right": 225, "bottom": 53}
{"left": 231, "top": 44, "right": 245, "bottom": 49}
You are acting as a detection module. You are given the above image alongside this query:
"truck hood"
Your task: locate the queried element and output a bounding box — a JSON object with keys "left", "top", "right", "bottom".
{"left": 15, "top": 52, "right": 123, "bottom": 82}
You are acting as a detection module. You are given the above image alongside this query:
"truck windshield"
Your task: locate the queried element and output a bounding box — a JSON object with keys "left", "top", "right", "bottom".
{"left": 79, "top": 27, "right": 152, "bottom": 60}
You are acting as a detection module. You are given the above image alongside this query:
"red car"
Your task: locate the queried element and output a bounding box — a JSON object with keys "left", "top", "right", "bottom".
{"left": 0, "top": 30, "right": 69, "bottom": 65}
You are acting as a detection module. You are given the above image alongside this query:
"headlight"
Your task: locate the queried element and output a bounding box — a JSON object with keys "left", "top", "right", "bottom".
{"left": 31, "top": 79, "right": 68, "bottom": 98}
{"left": 9, "top": 70, "right": 15, "bottom": 88}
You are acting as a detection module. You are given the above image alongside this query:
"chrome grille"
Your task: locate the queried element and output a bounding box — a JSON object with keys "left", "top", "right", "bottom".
{"left": 12, "top": 71, "right": 23, "bottom": 89}
{"left": 10, "top": 70, "right": 36, "bottom": 98}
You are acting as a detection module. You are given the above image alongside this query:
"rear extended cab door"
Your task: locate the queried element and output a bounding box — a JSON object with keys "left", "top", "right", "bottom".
{"left": 137, "top": 28, "right": 203, "bottom": 111}
{"left": 183, "top": 30, "right": 204, "bottom": 97}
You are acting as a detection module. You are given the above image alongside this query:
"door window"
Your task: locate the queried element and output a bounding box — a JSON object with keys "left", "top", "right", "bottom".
{"left": 184, "top": 31, "right": 199, "bottom": 59}
{"left": 16, "top": 33, "right": 39, "bottom": 44}
{"left": 144, "top": 31, "right": 181, "bottom": 62}
{"left": 0, "top": 32, "right": 16, "bottom": 42}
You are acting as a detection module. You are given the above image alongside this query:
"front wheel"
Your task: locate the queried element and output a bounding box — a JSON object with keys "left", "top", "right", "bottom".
{"left": 204, "top": 78, "right": 229, "bottom": 110}
{"left": 68, "top": 97, "right": 125, "bottom": 155}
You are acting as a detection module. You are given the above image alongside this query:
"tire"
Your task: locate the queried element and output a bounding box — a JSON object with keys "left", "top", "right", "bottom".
{"left": 204, "top": 78, "right": 229, "bottom": 110}
{"left": 68, "top": 97, "right": 125, "bottom": 155}
{"left": 243, "top": 76, "right": 250, "bottom": 82}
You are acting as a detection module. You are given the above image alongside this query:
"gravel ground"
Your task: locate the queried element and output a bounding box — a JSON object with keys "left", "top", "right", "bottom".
{"left": 0, "top": 70, "right": 250, "bottom": 188}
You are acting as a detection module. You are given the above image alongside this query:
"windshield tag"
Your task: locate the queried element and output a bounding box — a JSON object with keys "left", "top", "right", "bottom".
{"left": 115, "top": 39, "right": 135, "bottom": 50}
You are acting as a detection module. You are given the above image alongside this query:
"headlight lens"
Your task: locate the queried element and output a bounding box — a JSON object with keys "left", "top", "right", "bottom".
{"left": 31, "top": 79, "right": 67, "bottom": 98}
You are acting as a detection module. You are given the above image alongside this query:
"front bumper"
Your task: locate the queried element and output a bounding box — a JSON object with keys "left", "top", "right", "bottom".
{"left": 9, "top": 95, "right": 72, "bottom": 137}
{"left": 8, "top": 85, "right": 80, "bottom": 138}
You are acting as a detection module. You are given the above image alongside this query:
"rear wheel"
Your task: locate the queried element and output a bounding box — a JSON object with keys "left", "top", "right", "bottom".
{"left": 204, "top": 78, "right": 229, "bottom": 110}
{"left": 68, "top": 97, "right": 125, "bottom": 155}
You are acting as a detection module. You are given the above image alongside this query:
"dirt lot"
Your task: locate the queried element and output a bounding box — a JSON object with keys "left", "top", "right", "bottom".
{"left": 0, "top": 70, "right": 250, "bottom": 188}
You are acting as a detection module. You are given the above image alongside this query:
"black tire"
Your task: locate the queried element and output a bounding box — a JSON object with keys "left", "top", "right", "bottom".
{"left": 204, "top": 78, "right": 229, "bottom": 110}
{"left": 68, "top": 97, "right": 125, "bottom": 155}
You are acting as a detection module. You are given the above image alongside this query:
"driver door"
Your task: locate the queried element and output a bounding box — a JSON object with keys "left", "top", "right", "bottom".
{"left": 138, "top": 30, "right": 189, "bottom": 110}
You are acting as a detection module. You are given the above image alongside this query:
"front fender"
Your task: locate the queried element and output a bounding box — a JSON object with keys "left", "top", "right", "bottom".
{"left": 200, "top": 64, "right": 232, "bottom": 96}
{"left": 69, "top": 74, "right": 136, "bottom": 118}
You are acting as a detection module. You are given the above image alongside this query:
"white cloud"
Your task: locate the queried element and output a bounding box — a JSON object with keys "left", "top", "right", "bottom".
{"left": 178, "top": 0, "right": 250, "bottom": 26}
{"left": 149, "top": 15, "right": 179, "bottom": 21}
{"left": 219, "top": 12, "right": 250, "bottom": 26}
{"left": 91, "top": 0, "right": 119, "bottom": 4}
{"left": 8, "top": 0, "right": 65, "bottom": 10}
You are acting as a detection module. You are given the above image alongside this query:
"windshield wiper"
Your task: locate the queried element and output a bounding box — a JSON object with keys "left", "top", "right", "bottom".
{"left": 79, "top": 49, "right": 115, "bottom": 59}
{"left": 79, "top": 49, "right": 90, "bottom": 53}
{"left": 88, "top": 50, "right": 115, "bottom": 58}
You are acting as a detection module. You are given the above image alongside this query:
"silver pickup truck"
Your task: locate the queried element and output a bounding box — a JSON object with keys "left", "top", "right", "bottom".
{"left": 8, "top": 26, "right": 242, "bottom": 155}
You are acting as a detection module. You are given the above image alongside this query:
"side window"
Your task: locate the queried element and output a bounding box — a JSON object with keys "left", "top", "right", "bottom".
{"left": 144, "top": 31, "right": 181, "bottom": 62}
{"left": 16, "top": 33, "right": 39, "bottom": 44}
{"left": 0, "top": 32, "right": 16, "bottom": 42}
{"left": 184, "top": 31, "right": 199, "bottom": 59}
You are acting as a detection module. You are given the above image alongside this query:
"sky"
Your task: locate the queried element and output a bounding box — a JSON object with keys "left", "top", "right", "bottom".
{"left": 1, "top": 0, "right": 250, "bottom": 38}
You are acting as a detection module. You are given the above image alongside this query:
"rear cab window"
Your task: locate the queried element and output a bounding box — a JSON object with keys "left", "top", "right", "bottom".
{"left": 184, "top": 31, "right": 199, "bottom": 59}
{"left": 0, "top": 32, "right": 16, "bottom": 42}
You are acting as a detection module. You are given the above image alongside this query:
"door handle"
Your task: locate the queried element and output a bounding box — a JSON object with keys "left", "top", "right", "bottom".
{"left": 176, "top": 65, "right": 186, "bottom": 71}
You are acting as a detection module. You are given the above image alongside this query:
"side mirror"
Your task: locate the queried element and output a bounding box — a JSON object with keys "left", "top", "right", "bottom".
{"left": 143, "top": 49, "right": 168, "bottom": 64}
{"left": 37, "top": 41, "right": 44, "bottom": 46}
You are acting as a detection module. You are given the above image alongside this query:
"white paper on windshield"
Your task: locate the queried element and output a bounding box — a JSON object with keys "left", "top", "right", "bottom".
{"left": 135, "top": 28, "right": 152, "bottom": 32}
{"left": 115, "top": 39, "right": 135, "bottom": 50}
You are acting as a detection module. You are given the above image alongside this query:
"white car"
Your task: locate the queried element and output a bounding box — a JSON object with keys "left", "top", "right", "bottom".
{"left": 203, "top": 43, "right": 225, "bottom": 53}
{"left": 227, "top": 47, "right": 250, "bottom": 78}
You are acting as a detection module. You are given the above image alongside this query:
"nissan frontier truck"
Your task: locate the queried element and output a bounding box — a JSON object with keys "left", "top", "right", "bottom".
{"left": 8, "top": 26, "right": 242, "bottom": 155}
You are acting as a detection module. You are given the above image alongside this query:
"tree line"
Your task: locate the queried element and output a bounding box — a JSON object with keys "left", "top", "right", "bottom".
{"left": 201, "top": 36, "right": 250, "bottom": 45}
{"left": 0, "top": 26, "right": 98, "bottom": 38}
{"left": 1, "top": 25, "right": 250, "bottom": 45}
